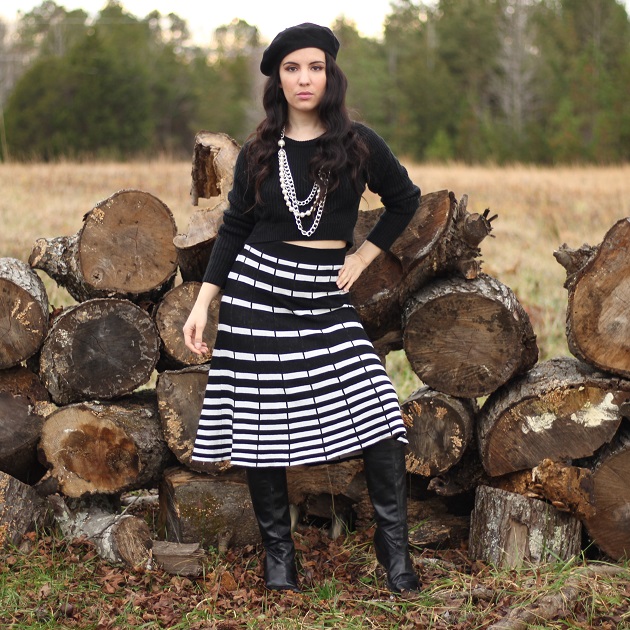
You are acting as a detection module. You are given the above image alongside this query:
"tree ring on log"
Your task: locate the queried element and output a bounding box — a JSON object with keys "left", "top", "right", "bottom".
{"left": 42, "top": 407, "right": 140, "bottom": 494}
{"left": 39, "top": 298, "right": 159, "bottom": 404}
{"left": 403, "top": 274, "right": 538, "bottom": 398}
{"left": 567, "top": 218, "right": 630, "bottom": 377}
{"left": 78, "top": 190, "right": 177, "bottom": 295}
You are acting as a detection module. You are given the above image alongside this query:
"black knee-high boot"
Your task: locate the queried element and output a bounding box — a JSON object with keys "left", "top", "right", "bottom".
{"left": 246, "top": 467, "right": 300, "bottom": 592}
{"left": 363, "top": 439, "right": 420, "bottom": 593}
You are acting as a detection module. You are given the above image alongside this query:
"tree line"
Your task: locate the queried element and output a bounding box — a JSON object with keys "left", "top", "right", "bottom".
{"left": 1, "top": 0, "right": 629, "bottom": 164}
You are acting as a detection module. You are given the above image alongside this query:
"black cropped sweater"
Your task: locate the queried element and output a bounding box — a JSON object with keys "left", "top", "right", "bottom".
{"left": 202, "top": 122, "right": 420, "bottom": 288}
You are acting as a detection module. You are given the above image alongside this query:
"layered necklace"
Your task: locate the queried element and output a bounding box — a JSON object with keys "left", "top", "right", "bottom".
{"left": 278, "top": 127, "right": 328, "bottom": 237}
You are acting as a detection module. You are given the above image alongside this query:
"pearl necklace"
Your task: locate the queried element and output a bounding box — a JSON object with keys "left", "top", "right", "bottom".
{"left": 278, "top": 128, "right": 328, "bottom": 237}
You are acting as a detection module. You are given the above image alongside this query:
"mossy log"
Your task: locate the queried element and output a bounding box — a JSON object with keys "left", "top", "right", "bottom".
{"left": 29, "top": 190, "right": 177, "bottom": 304}
{"left": 158, "top": 466, "right": 260, "bottom": 551}
{"left": 0, "top": 257, "right": 49, "bottom": 369}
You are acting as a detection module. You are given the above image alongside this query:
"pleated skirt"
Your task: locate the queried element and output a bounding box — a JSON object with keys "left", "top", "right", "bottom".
{"left": 191, "top": 241, "right": 408, "bottom": 468}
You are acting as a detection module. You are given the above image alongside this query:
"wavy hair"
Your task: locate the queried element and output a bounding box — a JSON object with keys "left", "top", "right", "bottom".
{"left": 244, "top": 52, "right": 369, "bottom": 205}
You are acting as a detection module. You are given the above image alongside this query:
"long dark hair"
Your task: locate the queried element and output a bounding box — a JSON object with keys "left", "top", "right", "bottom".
{"left": 244, "top": 52, "right": 369, "bottom": 205}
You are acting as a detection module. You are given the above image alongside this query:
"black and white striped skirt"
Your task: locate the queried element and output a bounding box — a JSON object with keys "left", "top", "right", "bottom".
{"left": 191, "top": 241, "right": 408, "bottom": 468}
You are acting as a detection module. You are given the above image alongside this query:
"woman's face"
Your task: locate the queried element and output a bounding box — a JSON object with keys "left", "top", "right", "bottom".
{"left": 278, "top": 47, "right": 327, "bottom": 114}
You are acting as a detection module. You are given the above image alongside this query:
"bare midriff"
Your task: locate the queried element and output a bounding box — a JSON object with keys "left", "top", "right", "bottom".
{"left": 283, "top": 240, "right": 346, "bottom": 249}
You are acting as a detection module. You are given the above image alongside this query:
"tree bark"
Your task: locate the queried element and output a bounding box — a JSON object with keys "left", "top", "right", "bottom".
{"left": 555, "top": 217, "right": 630, "bottom": 378}
{"left": 39, "top": 391, "right": 172, "bottom": 497}
{"left": 48, "top": 494, "right": 152, "bottom": 567}
{"left": 29, "top": 189, "right": 178, "bottom": 304}
{"left": 400, "top": 386, "right": 476, "bottom": 477}
{"left": 151, "top": 540, "right": 205, "bottom": 576}
{"left": 582, "top": 422, "right": 630, "bottom": 560}
{"left": 468, "top": 485, "right": 582, "bottom": 569}
{"left": 394, "top": 192, "right": 496, "bottom": 305}
{"left": 158, "top": 466, "right": 260, "bottom": 551}
{"left": 39, "top": 298, "right": 160, "bottom": 404}
{"left": 0, "top": 471, "right": 49, "bottom": 548}
{"left": 156, "top": 365, "right": 227, "bottom": 474}
{"left": 403, "top": 273, "right": 538, "bottom": 398}
{"left": 154, "top": 282, "right": 219, "bottom": 370}
{"left": 0, "top": 366, "right": 50, "bottom": 482}
{"left": 349, "top": 210, "right": 404, "bottom": 343}
{"left": 190, "top": 131, "right": 240, "bottom": 205}
{"left": 477, "top": 357, "right": 630, "bottom": 477}
{"left": 0, "top": 257, "right": 49, "bottom": 369}
{"left": 173, "top": 202, "right": 226, "bottom": 283}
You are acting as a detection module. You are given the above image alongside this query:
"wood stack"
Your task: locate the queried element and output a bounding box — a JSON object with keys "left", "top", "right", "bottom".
{"left": 1, "top": 131, "right": 629, "bottom": 572}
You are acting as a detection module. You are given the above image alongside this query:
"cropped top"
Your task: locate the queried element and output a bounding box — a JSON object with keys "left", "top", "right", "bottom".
{"left": 202, "top": 122, "right": 420, "bottom": 288}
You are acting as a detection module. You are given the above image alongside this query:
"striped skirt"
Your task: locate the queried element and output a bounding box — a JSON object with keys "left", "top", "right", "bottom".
{"left": 191, "top": 241, "right": 408, "bottom": 468}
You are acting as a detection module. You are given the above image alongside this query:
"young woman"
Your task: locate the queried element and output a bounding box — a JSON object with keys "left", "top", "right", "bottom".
{"left": 183, "top": 23, "right": 421, "bottom": 594}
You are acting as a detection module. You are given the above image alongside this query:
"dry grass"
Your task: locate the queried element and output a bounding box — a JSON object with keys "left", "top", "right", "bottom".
{"left": 2, "top": 159, "right": 630, "bottom": 362}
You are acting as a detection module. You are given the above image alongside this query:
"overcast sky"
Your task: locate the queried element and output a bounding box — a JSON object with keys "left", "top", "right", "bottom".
{"left": 1, "top": 0, "right": 400, "bottom": 43}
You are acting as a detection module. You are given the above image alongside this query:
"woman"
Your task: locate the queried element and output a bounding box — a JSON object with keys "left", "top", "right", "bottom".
{"left": 183, "top": 22, "right": 421, "bottom": 595}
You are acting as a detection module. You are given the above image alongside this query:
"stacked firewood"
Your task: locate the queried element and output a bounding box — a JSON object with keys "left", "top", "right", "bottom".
{"left": 1, "top": 131, "right": 629, "bottom": 574}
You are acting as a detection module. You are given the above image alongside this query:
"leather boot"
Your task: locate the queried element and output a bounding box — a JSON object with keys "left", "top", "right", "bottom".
{"left": 246, "top": 467, "right": 300, "bottom": 592}
{"left": 363, "top": 438, "right": 420, "bottom": 593}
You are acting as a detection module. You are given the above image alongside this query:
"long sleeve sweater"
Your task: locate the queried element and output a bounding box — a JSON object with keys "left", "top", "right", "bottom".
{"left": 202, "top": 122, "right": 420, "bottom": 288}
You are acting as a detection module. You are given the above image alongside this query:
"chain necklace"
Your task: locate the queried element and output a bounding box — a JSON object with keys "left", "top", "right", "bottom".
{"left": 278, "top": 127, "right": 328, "bottom": 238}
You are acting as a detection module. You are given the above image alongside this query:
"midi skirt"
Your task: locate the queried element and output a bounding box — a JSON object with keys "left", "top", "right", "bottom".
{"left": 191, "top": 241, "right": 408, "bottom": 468}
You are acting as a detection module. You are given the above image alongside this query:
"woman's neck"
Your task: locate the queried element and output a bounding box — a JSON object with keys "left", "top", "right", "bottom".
{"left": 284, "top": 113, "right": 325, "bottom": 141}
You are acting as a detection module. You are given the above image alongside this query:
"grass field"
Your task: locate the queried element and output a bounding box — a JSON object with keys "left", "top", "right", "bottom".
{"left": 1, "top": 160, "right": 630, "bottom": 628}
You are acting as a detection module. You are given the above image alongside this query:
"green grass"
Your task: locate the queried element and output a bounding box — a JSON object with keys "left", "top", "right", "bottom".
{"left": 2, "top": 527, "right": 629, "bottom": 629}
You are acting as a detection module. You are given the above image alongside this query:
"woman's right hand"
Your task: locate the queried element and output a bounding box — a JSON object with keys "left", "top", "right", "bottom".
{"left": 183, "top": 307, "right": 210, "bottom": 355}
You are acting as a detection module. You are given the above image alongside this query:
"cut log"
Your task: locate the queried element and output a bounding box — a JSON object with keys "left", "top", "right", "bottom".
{"left": 468, "top": 485, "right": 582, "bottom": 568}
{"left": 403, "top": 273, "right": 538, "bottom": 398}
{"left": 154, "top": 282, "right": 219, "bottom": 370}
{"left": 401, "top": 386, "right": 476, "bottom": 477}
{"left": 394, "top": 192, "right": 496, "bottom": 305}
{"left": 427, "top": 443, "right": 488, "bottom": 496}
{"left": 179, "top": 130, "right": 240, "bottom": 282}
{"left": 151, "top": 540, "right": 205, "bottom": 577}
{"left": 0, "top": 366, "right": 50, "bottom": 483}
{"left": 349, "top": 210, "right": 404, "bottom": 343}
{"left": 190, "top": 131, "right": 241, "bottom": 205}
{"left": 582, "top": 422, "right": 630, "bottom": 560}
{"left": 0, "top": 257, "right": 49, "bottom": 369}
{"left": 477, "top": 357, "right": 630, "bottom": 477}
{"left": 39, "top": 391, "right": 172, "bottom": 497}
{"left": 158, "top": 466, "right": 260, "bottom": 551}
{"left": 173, "top": 201, "right": 226, "bottom": 283}
{"left": 48, "top": 494, "right": 152, "bottom": 567}
{"left": 156, "top": 365, "right": 225, "bottom": 474}
{"left": 0, "top": 470, "right": 49, "bottom": 548}
{"left": 555, "top": 217, "right": 630, "bottom": 378}
{"left": 29, "top": 190, "right": 177, "bottom": 304}
{"left": 39, "top": 298, "right": 160, "bottom": 404}
{"left": 491, "top": 459, "right": 596, "bottom": 521}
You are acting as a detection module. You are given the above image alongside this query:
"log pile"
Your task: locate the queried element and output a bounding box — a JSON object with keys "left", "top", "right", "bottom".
{"left": 1, "top": 131, "right": 630, "bottom": 574}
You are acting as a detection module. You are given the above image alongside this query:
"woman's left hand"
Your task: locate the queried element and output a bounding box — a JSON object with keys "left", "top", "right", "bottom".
{"left": 337, "top": 252, "right": 368, "bottom": 292}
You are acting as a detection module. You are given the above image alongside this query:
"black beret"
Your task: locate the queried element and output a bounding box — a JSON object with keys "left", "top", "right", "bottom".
{"left": 260, "top": 23, "right": 340, "bottom": 76}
